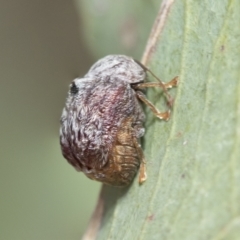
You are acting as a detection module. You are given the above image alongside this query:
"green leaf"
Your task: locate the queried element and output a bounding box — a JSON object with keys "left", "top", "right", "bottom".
{"left": 84, "top": 1, "right": 240, "bottom": 239}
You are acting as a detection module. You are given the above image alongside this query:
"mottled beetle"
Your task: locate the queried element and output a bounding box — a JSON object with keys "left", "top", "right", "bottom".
{"left": 60, "top": 55, "right": 178, "bottom": 186}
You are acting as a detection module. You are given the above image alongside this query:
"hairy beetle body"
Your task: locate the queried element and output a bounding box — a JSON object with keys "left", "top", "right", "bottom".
{"left": 60, "top": 55, "right": 178, "bottom": 186}
{"left": 60, "top": 55, "right": 145, "bottom": 186}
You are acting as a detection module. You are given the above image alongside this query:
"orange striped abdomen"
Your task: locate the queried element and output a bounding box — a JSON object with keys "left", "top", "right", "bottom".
{"left": 85, "top": 118, "right": 141, "bottom": 186}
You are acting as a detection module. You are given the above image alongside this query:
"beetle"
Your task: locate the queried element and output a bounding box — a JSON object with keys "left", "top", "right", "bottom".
{"left": 60, "top": 55, "right": 178, "bottom": 186}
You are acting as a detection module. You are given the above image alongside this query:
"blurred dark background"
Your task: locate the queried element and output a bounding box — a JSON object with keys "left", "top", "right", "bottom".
{"left": 0, "top": 1, "right": 158, "bottom": 239}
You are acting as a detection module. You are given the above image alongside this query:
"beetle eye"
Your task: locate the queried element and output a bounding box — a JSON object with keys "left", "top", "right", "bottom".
{"left": 70, "top": 82, "right": 79, "bottom": 94}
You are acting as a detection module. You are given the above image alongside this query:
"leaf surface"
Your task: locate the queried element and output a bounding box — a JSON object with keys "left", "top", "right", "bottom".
{"left": 83, "top": 1, "right": 240, "bottom": 239}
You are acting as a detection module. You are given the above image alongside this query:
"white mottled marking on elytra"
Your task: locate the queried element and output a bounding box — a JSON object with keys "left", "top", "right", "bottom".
{"left": 60, "top": 55, "right": 146, "bottom": 181}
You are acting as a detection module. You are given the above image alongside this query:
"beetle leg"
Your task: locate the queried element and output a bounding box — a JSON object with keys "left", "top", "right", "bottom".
{"left": 135, "top": 76, "right": 178, "bottom": 90}
{"left": 163, "top": 76, "right": 179, "bottom": 89}
{"left": 133, "top": 60, "right": 178, "bottom": 105}
{"left": 135, "top": 76, "right": 178, "bottom": 108}
{"left": 136, "top": 91, "right": 170, "bottom": 121}
{"left": 132, "top": 137, "right": 147, "bottom": 184}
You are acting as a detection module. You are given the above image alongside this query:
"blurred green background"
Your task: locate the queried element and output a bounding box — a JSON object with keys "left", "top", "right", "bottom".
{"left": 0, "top": 1, "right": 159, "bottom": 239}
